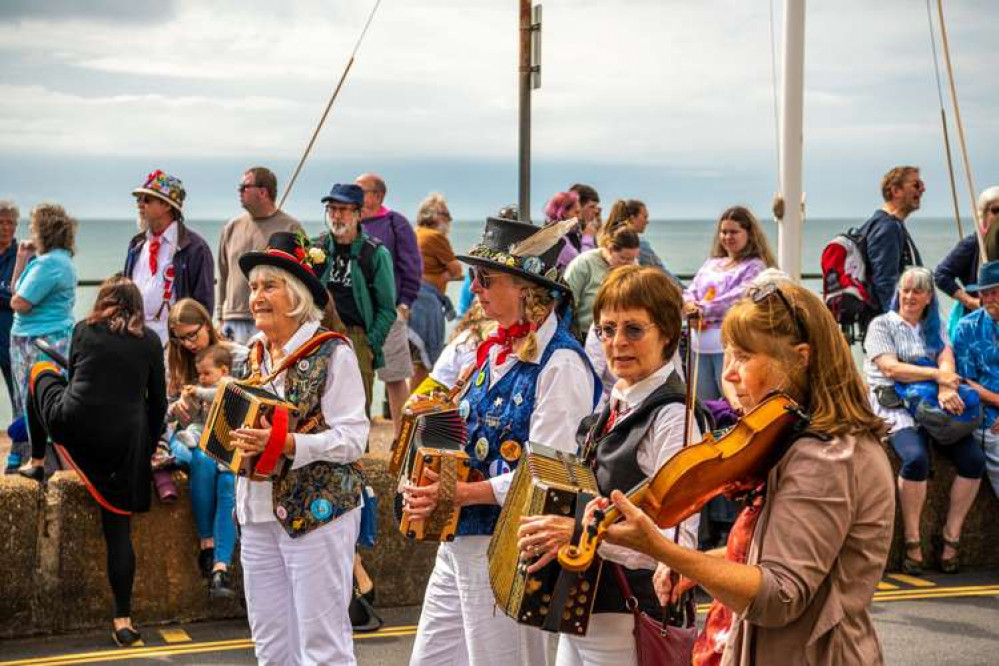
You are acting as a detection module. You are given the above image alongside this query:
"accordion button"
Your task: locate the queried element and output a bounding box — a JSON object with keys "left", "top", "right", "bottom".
{"left": 580, "top": 581, "right": 591, "bottom": 592}
{"left": 539, "top": 606, "right": 548, "bottom": 615}
{"left": 541, "top": 594, "right": 551, "bottom": 603}
{"left": 563, "top": 611, "right": 571, "bottom": 621}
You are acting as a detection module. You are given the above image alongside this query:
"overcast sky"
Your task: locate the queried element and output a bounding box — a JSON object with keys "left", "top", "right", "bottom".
{"left": 0, "top": 0, "right": 996, "bottom": 222}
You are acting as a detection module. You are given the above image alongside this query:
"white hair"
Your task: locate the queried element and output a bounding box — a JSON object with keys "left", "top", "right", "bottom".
{"left": 979, "top": 186, "right": 999, "bottom": 217}
{"left": 0, "top": 199, "right": 19, "bottom": 220}
{"left": 248, "top": 264, "right": 322, "bottom": 325}
{"left": 416, "top": 192, "right": 448, "bottom": 226}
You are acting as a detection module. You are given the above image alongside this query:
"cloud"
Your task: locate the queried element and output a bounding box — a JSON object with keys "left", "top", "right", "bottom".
{"left": 0, "top": 0, "right": 179, "bottom": 23}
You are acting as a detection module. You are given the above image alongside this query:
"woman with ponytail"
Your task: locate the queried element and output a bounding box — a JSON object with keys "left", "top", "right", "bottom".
{"left": 405, "top": 216, "right": 600, "bottom": 666}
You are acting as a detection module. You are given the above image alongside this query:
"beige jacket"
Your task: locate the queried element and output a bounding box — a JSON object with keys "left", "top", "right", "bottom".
{"left": 720, "top": 432, "right": 895, "bottom": 666}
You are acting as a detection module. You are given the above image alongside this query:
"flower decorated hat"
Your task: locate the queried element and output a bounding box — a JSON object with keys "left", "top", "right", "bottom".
{"left": 457, "top": 216, "right": 577, "bottom": 292}
{"left": 132, "top": 169, "right": 186, "bottom": 212}
{"left": 239, "top": 231, "right": 329, "bottom": 308}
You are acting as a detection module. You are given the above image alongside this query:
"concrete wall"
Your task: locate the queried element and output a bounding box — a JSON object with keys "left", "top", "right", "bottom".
{"left": 1, "top": 434, "right": 996, "bottom": 638}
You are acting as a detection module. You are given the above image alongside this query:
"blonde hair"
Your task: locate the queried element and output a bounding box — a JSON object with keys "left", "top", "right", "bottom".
{"left": 248, "top": 265, "right": 322, "bottom": 325}
{"left": 31, "top": 203, "right": 77, "bottom": 255}
{"left": 513, "top": 279, "right": 556, "bottom": 363}
{"left": 721, "top": 281, "right": 886, "bottom": 439}
{"left": 416, "top": 192, "right": 449, "bottom": 227}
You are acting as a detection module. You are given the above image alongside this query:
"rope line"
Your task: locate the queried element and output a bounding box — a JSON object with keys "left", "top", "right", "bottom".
{"left": 278, "top": 0, "right": 384, "bottom": 210}
{"left": 768, "top": 0, "right": 782, "bottom": 193}
{"left": 925, "top": 0, "right": 964, "bottom": 240}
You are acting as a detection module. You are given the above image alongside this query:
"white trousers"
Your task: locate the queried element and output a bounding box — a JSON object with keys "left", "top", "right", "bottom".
{"left": 410, "top": 536, "right": 547, "bottom": 666}
{"left": 555, "top": 613, "right": 637, "bottom": 666}
{"left": 241, "top": 509, "right": 361, "bottom": 666}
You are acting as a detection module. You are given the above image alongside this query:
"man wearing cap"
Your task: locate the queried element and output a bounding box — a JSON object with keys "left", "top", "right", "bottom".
{"left": 312, "top": 183, "right": 397, "bottom": 416}
{"left": 216, "top": 166, "right": 303, "bottom": 344}
{"left": 124, "top": 170, "right": 214, "bottom": 343}
{"left": 404, "top": 217, "right": 599, "bottom": 666}
{"left": 355, "top": 173, "right": 421, "bottom": 432}
{"left": 954, "top": 259, "right": 999, "bottom": 498}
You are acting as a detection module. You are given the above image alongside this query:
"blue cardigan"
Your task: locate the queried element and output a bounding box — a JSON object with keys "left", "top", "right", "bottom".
{"left": 934, "top": 233, "right": 979, "bottom": 298}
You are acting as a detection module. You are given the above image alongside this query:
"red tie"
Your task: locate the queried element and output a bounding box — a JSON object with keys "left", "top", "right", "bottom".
{"left": 603, "top": 403, "right": 619, "bottom": 435}
{"left": 148, "top": 232, "right": 163, "bottom": 275}
{"left": 476, "top": 321, "right": 537, "bottom": 368}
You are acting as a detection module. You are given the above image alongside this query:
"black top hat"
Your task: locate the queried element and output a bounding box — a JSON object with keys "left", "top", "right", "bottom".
{"left": 457, "top": 217, "right": 574, "bottom": 292}
{"left": 238, "top": 231, "right": 329, "bottom": 308}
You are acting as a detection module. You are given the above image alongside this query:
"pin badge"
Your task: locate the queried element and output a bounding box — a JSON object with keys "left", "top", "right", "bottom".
{"left": 310, "top": 498, "right": 333, "bottom": 521}
{"left": 475, "top": 437, "right": 490, "bottom": 461}
{"left": 275, "top": 505, "right": 288, "bottom": 520}
{"left": 512, "top": 393, "right": 524, "bottom": 406}
{"left": 500, "top": 440, "right": 522, "bottom": 462}
{"left": 459, "top": 400, "right": 471, "bottom": 419}
{"left": 475, "top": 371, "right": 486, "bottom": 387}
{"left": 298, "top": 360, "right": 310, "bottom": 372}
{"left": 494, "top": 397, "right": 504, "bottom": 408}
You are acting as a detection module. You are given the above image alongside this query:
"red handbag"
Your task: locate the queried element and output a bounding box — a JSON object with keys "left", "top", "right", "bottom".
{"left": 612, "top": 563, "right": 697, "bottom": 666}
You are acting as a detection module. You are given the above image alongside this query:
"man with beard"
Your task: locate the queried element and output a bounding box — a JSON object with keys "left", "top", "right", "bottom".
{"left": 216, "top": 167, "right": 302, "bottom": 344}
{"left": 124, "top": 170, "right": 214, "bottom": 344}
{"left": 864, "top": 166, "right": 925, "bottom": 313}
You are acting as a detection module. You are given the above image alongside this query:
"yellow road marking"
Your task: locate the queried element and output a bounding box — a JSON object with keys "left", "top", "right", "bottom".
{"left": 886, "top": 573, "right": 936, "bottom": 587}
{"left": 158, "top": 628, "right": 191, "bottom": 643}
{"left": 877, "top": 581, "right": 900, "bottom": 590}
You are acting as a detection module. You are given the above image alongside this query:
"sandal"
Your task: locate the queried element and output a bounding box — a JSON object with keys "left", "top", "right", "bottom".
{"left": 902, "top": 539, "right": 923, "bottom": 576}
{"left": 939, "top": 534, "right": 960, "bottom": 574}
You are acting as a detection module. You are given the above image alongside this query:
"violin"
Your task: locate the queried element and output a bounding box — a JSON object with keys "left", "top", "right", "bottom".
{"left": 557, "top": 392, "right": 809, "bottom": 572}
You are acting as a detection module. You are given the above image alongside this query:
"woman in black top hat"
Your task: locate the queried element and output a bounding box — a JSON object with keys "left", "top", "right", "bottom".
{"left": 230, "top": 231, "right": 369, "bottom": 665}
{"left": 25, "top": 276, "right": 166, "bottom": 647}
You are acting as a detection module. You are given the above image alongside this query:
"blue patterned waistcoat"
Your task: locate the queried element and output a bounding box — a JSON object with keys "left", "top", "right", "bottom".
{"left": 456, "top": 319, "right": 599, "bottom": 536}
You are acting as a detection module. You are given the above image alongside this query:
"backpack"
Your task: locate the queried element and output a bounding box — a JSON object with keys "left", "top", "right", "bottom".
{"left": 820, "top": 219, "right": 878, "bottom": 345}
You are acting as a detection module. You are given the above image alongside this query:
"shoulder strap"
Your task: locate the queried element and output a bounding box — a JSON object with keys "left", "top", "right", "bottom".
{"left": 254, "top": 330, "right": 347, "bottom": 385}
{"left": 357, "top": 237, "right": 379, "bottom": 291}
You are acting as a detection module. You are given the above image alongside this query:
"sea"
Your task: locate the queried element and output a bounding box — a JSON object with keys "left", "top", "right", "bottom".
{"left": 0, "top": 215, "right": 966, "bottom": 424}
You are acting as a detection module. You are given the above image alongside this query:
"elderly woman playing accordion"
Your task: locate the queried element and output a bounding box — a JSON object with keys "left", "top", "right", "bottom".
{"left": 590, "top": 281, "right": 895, "bottom": 666}
{"left": 229, "top": 231, "right": 368, "bottom": 666}
{"left": 517, "top": 265, "right": 700, "bottom": 666}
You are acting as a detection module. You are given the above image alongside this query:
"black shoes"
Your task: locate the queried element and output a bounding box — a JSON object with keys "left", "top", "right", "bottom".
{"left": 111, "top": 624, "right": 142, "bottom": 647}
{"left": 197, "top": 548, "right": 215, "bottom": 577}
{"left": 17, "top": 464, "right": 44, "bottom": 483}
{"left": 209, "top": 569, "right": 236, "bottom": 599}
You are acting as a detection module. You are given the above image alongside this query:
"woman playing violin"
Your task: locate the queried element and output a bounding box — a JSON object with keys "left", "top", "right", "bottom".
{"left": 517, "top": 266, "right": 701, "bottom": 666}
{"left": 594, "top": 280, "right": 895, "bottom": 666}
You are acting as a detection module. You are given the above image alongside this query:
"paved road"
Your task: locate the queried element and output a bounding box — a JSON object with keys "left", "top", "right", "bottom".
{"left": 3, "top": 569, "right": 998, "bottom": 665}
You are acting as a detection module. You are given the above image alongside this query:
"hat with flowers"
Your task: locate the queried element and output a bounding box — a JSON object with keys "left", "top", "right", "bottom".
{"left": 238, "top": 231, "right": 329, "bottom": 308}
{"left": 457, "top": 216, "right": 576, "bottom": 292}
{"left": 132, "top": 169, "right": 186, "bottom": 213}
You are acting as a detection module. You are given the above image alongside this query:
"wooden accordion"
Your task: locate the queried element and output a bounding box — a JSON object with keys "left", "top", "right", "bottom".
{"left": 488, "top": 442, "right": 603, "bottom": 636}
{"left": 198, "top": 378, "right": 298, "bottom": 480}
{"left": 391, "top": 396, "right": 470, "bottom": 542}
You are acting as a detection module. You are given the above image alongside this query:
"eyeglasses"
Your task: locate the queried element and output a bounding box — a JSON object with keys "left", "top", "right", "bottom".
{"left": 170, "top": 323, "right": 204, "bottom": 344}
{"left": 325, "top": 205, "right": 357, "bottom": 219}
{"left": 594, "top": 322, "right": 657, "bottom": 342}
{"left": 136, "top": 194, "right": 159, "bottom": 204}
{"left": 989, "top": 205, "right": 999, "bottom": 216}
{"left": 471, "top": 267, "right": 499, "bottom": 288}
{"left": 238, "top": 184, "right": 262, "bottom": 193}
{"left": 748, "top": 282, "right": 807, "bottom": 342}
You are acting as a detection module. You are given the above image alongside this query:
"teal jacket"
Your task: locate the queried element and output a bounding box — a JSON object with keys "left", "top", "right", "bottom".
{"left": 314, "top": 231, "right": 397, "bottom": 369}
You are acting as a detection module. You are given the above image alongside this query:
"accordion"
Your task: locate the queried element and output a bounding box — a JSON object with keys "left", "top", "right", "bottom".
{"left": 391, "top": 396, "right": 470, "bottom": 542}
{"left": 488, "top": 442, "right": 603, "bottom": 636}
{"left": 198, "top": 378, "right": 298, "bottom": 480}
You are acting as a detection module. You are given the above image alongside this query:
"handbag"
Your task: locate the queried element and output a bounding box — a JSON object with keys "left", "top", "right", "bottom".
{"left": 612, "top": 563, "right": 697, "bottom": 666}
{"left": 894, "top": 359, "right": 983, "bottom": 445}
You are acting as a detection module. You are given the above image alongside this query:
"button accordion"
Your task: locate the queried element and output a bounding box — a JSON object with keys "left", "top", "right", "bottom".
{"left": 197, "top": 378, "right": 298, "bottom": 480}
{"left": 488, "top": 442, "right": 603, "bottom": 636}
{"left": 391, "top": 396, "right": 470, "bottom": 542}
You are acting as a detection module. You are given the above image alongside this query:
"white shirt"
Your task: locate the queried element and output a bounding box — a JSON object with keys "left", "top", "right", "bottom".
{"left": 485, "top": 311, "right": 596, "bottom": 505}
{"left": 597, "top": 362, "right": 700, "bottom": 570}
{"left": 131, "top": 221, "right": 179, "bottom": 344}
{"left": 430, "top": 329, "right": 480, "bottom": 389}
{"left": 235, "top": 321, "right": 370, "bottom": 524}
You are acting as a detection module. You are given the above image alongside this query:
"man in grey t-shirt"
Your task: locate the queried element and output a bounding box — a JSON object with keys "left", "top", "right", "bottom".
{"left": 217, "top": 166, "right": 303, "bottom": 343}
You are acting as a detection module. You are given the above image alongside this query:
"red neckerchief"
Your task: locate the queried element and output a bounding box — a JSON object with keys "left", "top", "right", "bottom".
{"left": 475, "top": 321, "right": 536, "bottom": 368}
{"left": 692, "top": 487, "right": 766, "bottom": 666}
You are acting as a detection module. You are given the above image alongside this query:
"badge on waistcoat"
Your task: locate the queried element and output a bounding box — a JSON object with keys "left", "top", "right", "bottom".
{"left": 494, "top": 397, "right": 504, "bottom": 407}
{"left": 275, "top": 505, "right": 288, "bottom": 520}
{"left": 459, "top": 400, "right": 470, "bottom": 419}
{"left": 475, "top": 370, "right": 486, "bottom": 387}
{"left": 512, "top": 392, "right": 524, "bottom": 406}
{"left": 474, "top": 437, "right": 490, "bottom": 461}
{"left": 500, "top": 440, "right": 522, "bottom": 462}
{"left": 310, "top": 498, "right": 333, "bottom": 521}
{"left": 298, "top": 359, "right": 311, "bottom": 373}
{"left": 489, "top": 459, "right": 512, "bottom": 477}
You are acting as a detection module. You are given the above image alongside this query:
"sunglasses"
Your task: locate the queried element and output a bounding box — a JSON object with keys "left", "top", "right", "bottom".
{"left": 749, "top": 282, "right": 807, "bottom": 342}
{"left": 238, "top": 184, "right": 262, "bottom": 193}
{"left": 989, "top": 205, "right": 999, "bottom": 216}
{"left": 170, "top": 323, "right": 204, "bottom": 344}
{"left": 594, "top": 322, "right": 657, "bottom": 343}
{"left": 136, "top": 194, "right": 159, "bottom": 204}
{"left": 471, "top": 267, "right": 500, "bottom": 289}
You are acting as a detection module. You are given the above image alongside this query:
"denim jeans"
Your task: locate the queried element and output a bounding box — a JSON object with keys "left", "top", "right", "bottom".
{"left": 170, "top": 435, "right": 237, "bottom": 566}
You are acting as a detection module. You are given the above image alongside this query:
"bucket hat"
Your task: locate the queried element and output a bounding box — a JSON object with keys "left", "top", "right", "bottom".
{"left": 132, "top": 170, "right": 186, "bottom": 212}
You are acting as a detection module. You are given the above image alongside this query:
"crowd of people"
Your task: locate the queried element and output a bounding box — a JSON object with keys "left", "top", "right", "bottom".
{"left": 2, "top": 162, "right": 999, "bottom": 665}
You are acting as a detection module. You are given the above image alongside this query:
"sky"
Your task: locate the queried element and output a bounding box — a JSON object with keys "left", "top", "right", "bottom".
{"left": 0, "top": 0, "right": 996, "bottom": 223}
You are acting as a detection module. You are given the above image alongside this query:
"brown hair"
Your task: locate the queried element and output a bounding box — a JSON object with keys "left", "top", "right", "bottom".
{"left": 195, "top": 344, "right": 233, "bottom": 373}
{"left": 31, "top": 203, "right": 77, "bottom": 256}
{"left": 246, "top": 166, "right": 278, "bottom": 201}
{"left": 721, "top": 281, "right": 887, "bottom": 439}
{"left": 880, "top": 166, "right": 919, "bottom": 202}
{"left": 605, "top": 199, "right": 645, "bottom": 227}
{"left": 569, "top": 183, "right": 600, "bottom": 206}
{"left": 597, "top": 219, "right": 640, "bottom": 251}
{"left": 593, "top": 265, "right": 682, "bottom": 360}
{"left": 709, "top": 206, "right": 776, "bottom": 267}
{"left": 86, "top": 276, "right": 145, "bottom": 337}
{"left": 166, "top": 298, "right": 223, "bottom": 395}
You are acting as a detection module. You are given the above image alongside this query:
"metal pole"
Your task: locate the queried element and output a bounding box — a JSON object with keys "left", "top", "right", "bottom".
{"left": 778, "top": 0, "right": 806, "bottom": 281}
{"left": 518, "top": 0, "right": 532, "bottom": 222}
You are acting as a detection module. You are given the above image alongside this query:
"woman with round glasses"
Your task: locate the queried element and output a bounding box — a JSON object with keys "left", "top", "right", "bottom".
{"left": 592, "top": 280, "right": 895, "bottom": 666}
{"left": 405, "top": 216, "right": 599, "bottom": 666}
{"left": 165, "top": 298, "right": 249, "bottom": 595}
{"left": 518, "top": 265, "right": 700, "bottom": 666}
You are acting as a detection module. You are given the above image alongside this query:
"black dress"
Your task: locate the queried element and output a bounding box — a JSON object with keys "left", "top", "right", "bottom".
{"left": 30, "top": 321, "right": 167, "bottom": 512}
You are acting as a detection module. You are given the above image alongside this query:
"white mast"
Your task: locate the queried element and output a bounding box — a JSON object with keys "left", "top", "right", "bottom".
{"left": 778, "top": 0, "right": 806, "bottom": 281}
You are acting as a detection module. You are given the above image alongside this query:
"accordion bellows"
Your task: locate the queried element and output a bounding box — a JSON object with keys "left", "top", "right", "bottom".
{"left": 198, "top": 378, "right": 297, "bottom": 480}
{"left": 488, "top": 442, "right": 603, "bottom": 636}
